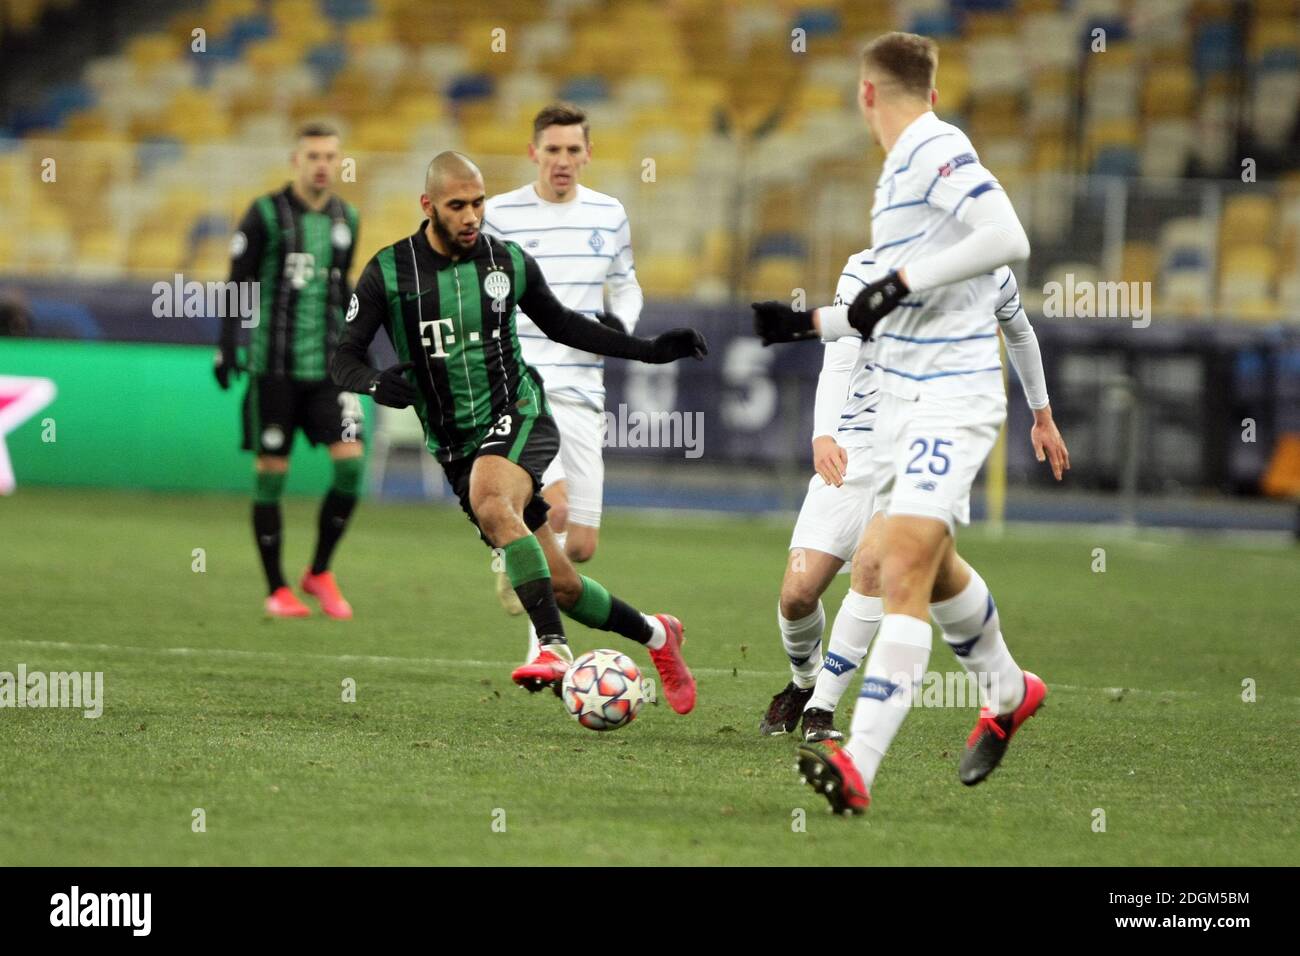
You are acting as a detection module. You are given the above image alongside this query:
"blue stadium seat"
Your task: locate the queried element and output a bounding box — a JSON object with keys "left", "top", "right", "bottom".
{"left": 909, "top": 10, "right": 960, "bottom": 39}
{"left": 558, "top": 75, "right": 610, "bottom": 103}
{"left": 448, "top": 73, "right": 494, "bottom": 103}
{"left": 1195, "top": 22, "right": 1238, "bottom": 76}
{"left": 1092, "top": 146, "right": 1139, "bottom": 177}
{"left": 750, "top": 232, "right": 806, "bottom": 261}
{"left": 321, "top": 0, "right": 374, "bottom": 23}
{"left": 306, "top": 42, "right": 349, "bottom": 86}
{"left": 791, "top": 9, "right": 841, "bottom": 39}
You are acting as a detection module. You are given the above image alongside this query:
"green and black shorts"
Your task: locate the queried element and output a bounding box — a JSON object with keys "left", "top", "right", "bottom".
{"left": 440, "top": 404, "right": 561, "bottom": 545}
{"left": 242, "top": 375, "right": 365, "bottom": 456}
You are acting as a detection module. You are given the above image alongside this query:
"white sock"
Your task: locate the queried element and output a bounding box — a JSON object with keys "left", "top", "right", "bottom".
{"left": 643, "top": 613, "right": 666, "bottom": 650}
{"left": 807, "top": 591, "right": 883, "bottom": 712}
{"left": 779, "top": 602, "right": 825, "bottom": 689}
{"left": 931, "top": 568, "right": 1024, "bottom": 715}
{"left": 845, "top": 614, "right": 932, "bottom": 789}
{"left": 525, "top": 622, "right": 540, "bottom": 663}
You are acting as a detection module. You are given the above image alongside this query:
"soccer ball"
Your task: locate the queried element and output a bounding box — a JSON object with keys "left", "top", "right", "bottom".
{"left": 561, "top": 649, "right": 646, "bottom": 731}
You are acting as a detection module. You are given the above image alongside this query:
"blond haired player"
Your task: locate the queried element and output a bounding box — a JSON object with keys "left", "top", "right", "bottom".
{"left": 754, "top": 33, "right": 1061, "bottom": 814}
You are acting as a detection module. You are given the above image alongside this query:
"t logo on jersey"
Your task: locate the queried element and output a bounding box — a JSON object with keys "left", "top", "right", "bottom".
{"left": 419, "top": 318, "right": 456, "bottom": 358}
{"left": 284, "top": 252, "right": 316, "bottom": 289}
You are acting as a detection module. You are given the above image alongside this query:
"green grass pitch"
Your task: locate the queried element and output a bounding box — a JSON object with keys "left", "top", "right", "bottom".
{"left": 1, "top": 487, "right": 1296, "bottom": 865}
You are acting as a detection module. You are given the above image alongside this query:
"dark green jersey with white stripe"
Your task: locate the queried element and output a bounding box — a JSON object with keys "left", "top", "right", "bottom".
{"left": 334, "top": 222, "right": 663, "bottom": 464}
{"left": 228, "top": 184, "right": 360, "bottom": 380}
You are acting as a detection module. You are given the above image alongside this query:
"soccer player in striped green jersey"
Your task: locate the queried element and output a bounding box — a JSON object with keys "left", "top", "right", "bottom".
{"left": 215, "top": 121, "right": 364, "bottom": 621}
{"left": 332, "top": 152, "right": 706, "bottom": 710}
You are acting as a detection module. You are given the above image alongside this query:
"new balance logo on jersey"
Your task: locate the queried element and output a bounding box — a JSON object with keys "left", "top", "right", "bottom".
{"left": 419, "top": 318, "right": 456, "bottom": 357}
{"left": 284, "top": 252, "right": 316, "bottom": 290}
{"left": 914, "top": 479, "right": 937, "bottom": 492}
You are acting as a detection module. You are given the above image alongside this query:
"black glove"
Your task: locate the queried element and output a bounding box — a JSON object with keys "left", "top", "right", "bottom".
{"left": 846, "top": 271, "right": 908, "bottom": 337}
{"left": 648, "top": 328, "right": 708, "bottom": 363}
{"left": 367, "top": 361, "right": 419, "bottom": 408}
{"left": 595, "top": 311, "right": 626, "bottom": 334}
{"left": 213, "top": 346, "right": 239, "bottom": 390}
{"left": 751, "top": 301, "right": 818, "bottom": 346}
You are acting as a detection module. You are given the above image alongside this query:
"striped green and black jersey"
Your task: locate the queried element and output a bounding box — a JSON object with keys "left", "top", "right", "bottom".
{"left": 225, "top": 184, "right": 360, "bottom": 381}
{"left": 333, "top": 223, "right": 661, "bottom": 463}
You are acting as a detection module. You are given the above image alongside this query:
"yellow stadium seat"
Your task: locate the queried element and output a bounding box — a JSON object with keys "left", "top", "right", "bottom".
{"left": 1220, "top": 194, "right": 1276, "bottom": 247}
{"left": 1142, "top": 65, "right": 1194, "bottom": 118}
{"left": 126, "top": 33, "right": 180, "bottom": 69}
{"left": 1122, "top": 241, "right": 1160, "bottom": 289}
{"left": 1220, "top": 244, "right": 1278, "bottom": 284}
{"left": 748, "top": 257, "right": 805, "bottom": 301}
{"left": 1250, "top": 18, "right": 1300, "bottom": 58}
{"left": 635, "top": 254, "right": 699, "bottom": 298}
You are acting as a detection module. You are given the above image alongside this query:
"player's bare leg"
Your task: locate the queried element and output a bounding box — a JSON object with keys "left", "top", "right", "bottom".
{"left": 521, "top": 479, "right": 600, "bottom": 658}
{"left": 759, "top": 546, "right": 842, "bottom": 735}
{"left": 801, "top": 513, "right": 886, "bottom": 741}
{"left": 300, "top": 440, "right": 362, "bottom": 620}
{"left": 928, "top": 544, "right": 1045, "bottom": 785}
{"left": 255, "top": 454, "right": 310, "bottom": 618}
{"left": 801, "top": 515, "right": 946, "bottom": 811}
{"left": 477, "top": 455, "right": 694, "bottom": 711}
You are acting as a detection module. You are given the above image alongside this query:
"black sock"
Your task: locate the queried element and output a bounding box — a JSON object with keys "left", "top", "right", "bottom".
{"left": 514, "top": 577, "right": 566, "bottom": 645}
{"left": 252, "top": 502, "right": 286, "bottom": 593}
{"left": 311, "top": 490, "right": 357, "bottom": 575}
{"left": 606, "top": 596, "right": 654, "bottom": 644}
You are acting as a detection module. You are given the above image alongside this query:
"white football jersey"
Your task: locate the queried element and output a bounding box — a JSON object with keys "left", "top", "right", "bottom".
{"left": 483, "top": 183, "right": 642, "bottom": 410}
{"left": 868, "top": 110, "right": 1010, "bottom": 400}
{"left": 830, "top": 249, "right": 887, "bottom": 447}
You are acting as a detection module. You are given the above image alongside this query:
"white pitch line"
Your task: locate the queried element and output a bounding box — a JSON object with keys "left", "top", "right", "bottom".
{"left": 4, "top": 638, "right": 1295, "bottom": 703}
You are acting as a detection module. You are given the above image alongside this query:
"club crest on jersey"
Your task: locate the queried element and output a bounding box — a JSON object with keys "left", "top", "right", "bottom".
{"left": 229, "top": 230, "right": 247, "bottom": 258}
{"left": 261, "top": 426, "right": 285, "bottom": 450}
{"left": 587, "top": 229, "right": 605, "bottom": 253}
{"left": 284, "top": 252, "right": 316, "bottom": 290}
{"left": 483, "top": 269, "right": 511, "bottom": 302}
{"left": 331, "top": 221, "right": 352, "bottom": 249}
{"left": 345, "top": 293, "right": 359, "bottom": 323}
{"left": 938, "top": 153, "right": 975, "bottom": 177}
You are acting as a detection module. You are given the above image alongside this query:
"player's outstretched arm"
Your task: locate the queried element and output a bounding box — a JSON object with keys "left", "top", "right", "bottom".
{"left": 519, "top": 253, "right": 706, "bottom": 363}
{"left": 330, "top": 259, "right": 419, "bottom": 408}
{"left": 995, "top": 268, "right": 1069, "bottom": 480}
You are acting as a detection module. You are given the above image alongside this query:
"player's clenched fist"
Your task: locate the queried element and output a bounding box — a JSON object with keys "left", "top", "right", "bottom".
{"left": 367, "top": 361, "right": 419, "bottom": 408}
{"left": 812, "top": 435, "right": 848, "bottom": 488}
{"left": 751, "top": 301, "right": 817, "bottom": 346}
{"left": 846, "top": 271, "right": 909, "bottom": 337}
{"left": 648, "top": 328, "right": 708, "bottom": 363}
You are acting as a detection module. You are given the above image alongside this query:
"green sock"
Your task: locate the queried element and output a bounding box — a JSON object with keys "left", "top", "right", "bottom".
{"left": 331, "top": 456, "right": 364, "bottom": 496}
{"left": 504, "top": 536, "right": 564, "bottom": 642}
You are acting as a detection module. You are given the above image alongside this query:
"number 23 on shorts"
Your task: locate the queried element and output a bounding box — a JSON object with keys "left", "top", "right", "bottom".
{"left": 906, "top": 437, "right": 953, "bottom": 476}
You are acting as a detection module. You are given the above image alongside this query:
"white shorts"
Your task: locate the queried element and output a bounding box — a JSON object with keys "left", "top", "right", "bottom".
{"left": 869, "top": 391, "right": 1006, "bottom": 535}
{"left": 541, "top": 396, "right": 605, "bottom": 528}
{"left": 789, "top": 444, "right": 876, "bottom": 562}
